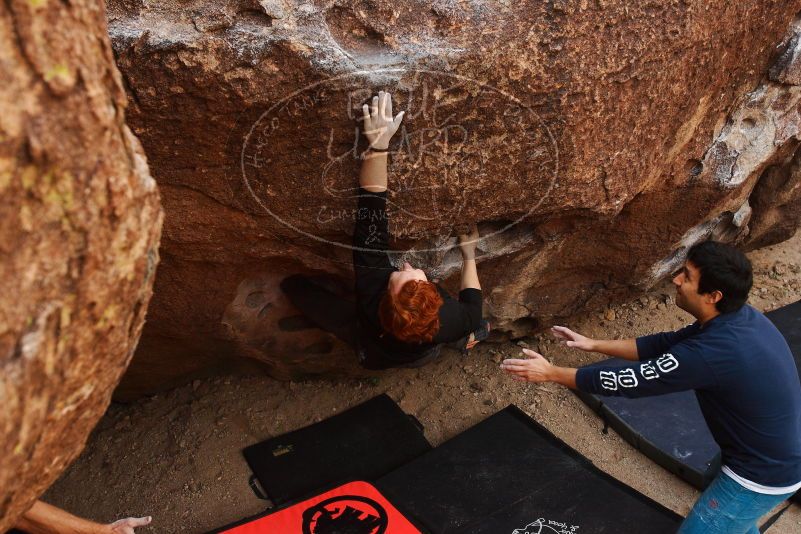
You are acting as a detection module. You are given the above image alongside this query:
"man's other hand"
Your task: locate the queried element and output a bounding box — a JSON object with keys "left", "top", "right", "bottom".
{"left": 551, "top": 325, "right": 595, "bottom": 352}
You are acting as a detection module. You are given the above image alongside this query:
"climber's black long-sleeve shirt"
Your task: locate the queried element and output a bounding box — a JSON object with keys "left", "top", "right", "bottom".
{"left": 353, "top": 188, "right": 483, "bottom": 369}
{"left": 576, "top": 304, "right": 801, "bottom": 487}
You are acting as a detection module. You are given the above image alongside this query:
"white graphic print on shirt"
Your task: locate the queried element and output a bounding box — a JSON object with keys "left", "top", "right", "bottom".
{"left": 600, "top": 353, "right": 680, "bottom": 391}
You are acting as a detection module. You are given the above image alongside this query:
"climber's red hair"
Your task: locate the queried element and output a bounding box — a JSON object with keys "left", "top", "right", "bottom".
{"left": 379, "top": 280, "right": 443, "bottom": 343}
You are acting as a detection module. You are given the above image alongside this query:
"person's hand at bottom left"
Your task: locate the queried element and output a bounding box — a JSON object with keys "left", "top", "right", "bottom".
{"left": 107, "top": 516, "right": 152, "bottom": 534}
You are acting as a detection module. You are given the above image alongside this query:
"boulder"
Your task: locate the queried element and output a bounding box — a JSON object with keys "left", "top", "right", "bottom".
{"left": 106, "top": 0, "right": 801, "bottom": 396}
{"left": 0, "top": 0, "right": 162, "bottom": 527}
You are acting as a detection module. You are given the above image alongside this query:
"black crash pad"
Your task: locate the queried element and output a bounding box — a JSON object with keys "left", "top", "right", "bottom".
{"left": 243, "top": 394, "right": 431, "bottom": 506}
{"left": 574, "top": 367, "right": 721, "bottom": 489}
{"left": 767, "top": 300, "right": 801, "bottom": 361}
{"left": 575, "top": 300, "right": 801, "bottom": 496}
{"left": 375, "top": 406, "right": 682, "bottom": 533}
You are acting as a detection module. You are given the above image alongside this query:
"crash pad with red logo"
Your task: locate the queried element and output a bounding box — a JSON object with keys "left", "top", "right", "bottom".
{"left": 217, "top": 481, "right": 422, "bottom": 534}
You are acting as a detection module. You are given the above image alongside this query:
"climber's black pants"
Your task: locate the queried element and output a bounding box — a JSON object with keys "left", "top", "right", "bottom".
{"left": 279, "top": 274, "right": 358, "bottom": 349}
{"left": 280, "top": 274, "right": 472, "bottom": 368}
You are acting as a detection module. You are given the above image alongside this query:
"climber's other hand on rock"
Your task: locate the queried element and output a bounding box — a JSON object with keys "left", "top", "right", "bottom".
{"left": 458, "top": 224, "right": 479, "bottom": 260}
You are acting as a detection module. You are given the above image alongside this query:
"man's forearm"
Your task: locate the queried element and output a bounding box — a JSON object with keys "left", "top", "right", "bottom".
{"left": 547, "top": 366, "right": 578, "bottom": 389}
{"left": 16, "top": 500, "right": 105, "bottom": 534}
{"left": 590, "top": 338, "right": 639, "bottom": 361}
{"left": 460, "top": 257, "right": 480, "bottom": 291}
{"left": 359, "top": 152, "right": 388, "bottom": 192}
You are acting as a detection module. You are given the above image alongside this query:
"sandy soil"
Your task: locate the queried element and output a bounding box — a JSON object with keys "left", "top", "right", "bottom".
{"left": 44, "top": 232, "right": 801, "bottom": 533}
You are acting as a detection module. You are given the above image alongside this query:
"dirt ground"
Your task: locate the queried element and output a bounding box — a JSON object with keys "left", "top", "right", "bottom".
{"left": 45, "top": 232, "right": 801, "bottom": 533}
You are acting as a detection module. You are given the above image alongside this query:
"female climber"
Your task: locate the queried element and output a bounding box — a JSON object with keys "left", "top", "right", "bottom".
{"left": 281, "top": 90, "right": 489, "bottom": 369}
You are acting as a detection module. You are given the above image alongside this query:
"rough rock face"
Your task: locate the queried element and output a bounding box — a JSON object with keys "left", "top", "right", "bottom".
{"left": 0, "top": 0, "right": 162, "bottom": 527}
{"left": 107, "top": 0, "right": 801, "bottom": 397}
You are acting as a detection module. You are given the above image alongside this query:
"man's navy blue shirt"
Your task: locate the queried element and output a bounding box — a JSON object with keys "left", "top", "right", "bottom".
{"left": 576, "top": 304, "right": 801, "bottom": 487}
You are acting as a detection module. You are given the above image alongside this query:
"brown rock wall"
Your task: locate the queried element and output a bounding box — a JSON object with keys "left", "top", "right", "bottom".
{"left": 0, "top": 0, "right": 162, "bottom": 526}
{"left": 106, "top": 0, "right": 801, "bottom": 395}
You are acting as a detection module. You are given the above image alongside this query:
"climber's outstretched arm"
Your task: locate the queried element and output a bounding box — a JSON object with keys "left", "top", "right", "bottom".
{"left": 359, "top": 90, "right": 404, "bottom": 193}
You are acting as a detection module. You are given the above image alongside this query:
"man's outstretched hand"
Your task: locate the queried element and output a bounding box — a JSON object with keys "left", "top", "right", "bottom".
{"left": 362, "top": 90, "right": 404, "bottom": 150}
{"left": 500, "top": 348, "right": 553, "bottom": 383}
{"left": 551, "top": 325, "right": 595, "bottom": 352}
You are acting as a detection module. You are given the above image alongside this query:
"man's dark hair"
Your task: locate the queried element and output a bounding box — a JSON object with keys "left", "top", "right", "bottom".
{"left": 686, "top": 240, "right": 753, "bottom": 314}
